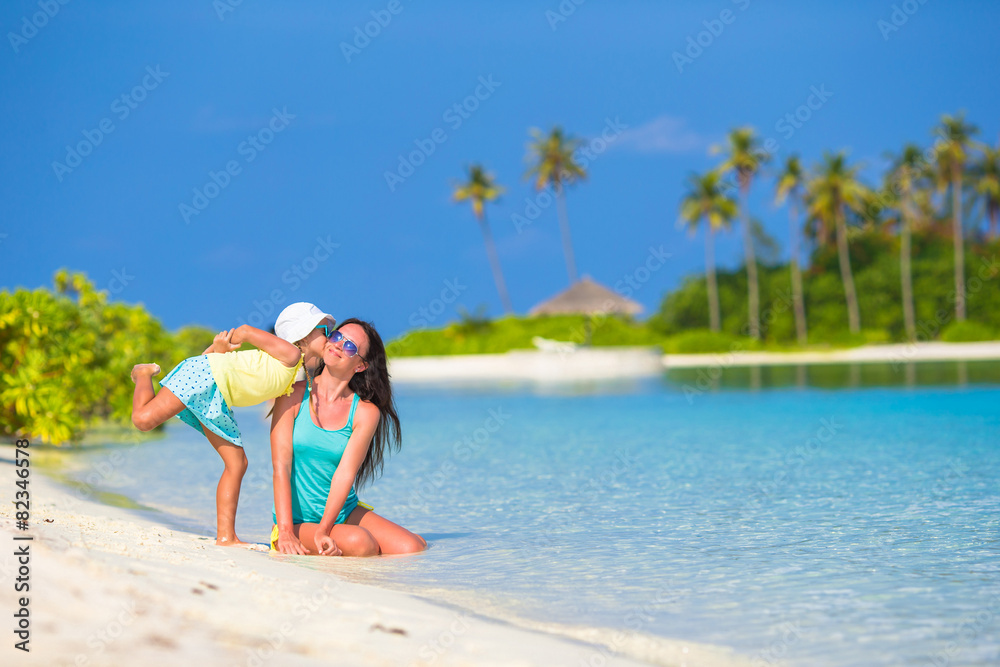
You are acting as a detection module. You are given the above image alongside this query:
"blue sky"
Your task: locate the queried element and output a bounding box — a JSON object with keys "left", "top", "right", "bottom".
{"left": 2, "top": 0, "right": 998, "bottom": 339}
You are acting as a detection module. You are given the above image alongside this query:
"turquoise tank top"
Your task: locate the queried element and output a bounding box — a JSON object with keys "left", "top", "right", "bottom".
{"left": 274, "top": 385, "right": 360, "bottom": 525}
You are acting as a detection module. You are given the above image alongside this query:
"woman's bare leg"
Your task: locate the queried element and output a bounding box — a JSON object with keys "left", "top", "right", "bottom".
{"left": 131, "top": 364, "right": 185, "bottom": 431}
{"left": 295, "top": 522, "right": 378, "bottom": 557}
{"left": 202, "top": 426, "right": 249, "bottom": 547}
{"left": 349, "top": 507, "right": 426, "bottom": 555}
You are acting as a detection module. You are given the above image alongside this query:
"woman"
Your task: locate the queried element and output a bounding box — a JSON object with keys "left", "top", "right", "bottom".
{"left": 269, "top": 317, "right": 426, "bottom": 556}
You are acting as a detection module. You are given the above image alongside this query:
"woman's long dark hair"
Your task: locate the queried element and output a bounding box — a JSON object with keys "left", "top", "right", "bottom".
{"left": 310, "top": 318, "right": 401, "bottom": 489}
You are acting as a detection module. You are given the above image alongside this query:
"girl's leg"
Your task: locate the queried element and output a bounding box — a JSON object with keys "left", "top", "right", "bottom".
{"left": 131, "top": 364, "right": 185, "bottom": 431}
{"left": 201, "top": 426, "right": 249, "bottom": 547}
{"left": 349, "top": 506, "right": 427, "bottom": 555}
{"left": 295, "top": 522, "right": 379, "bottom": 557}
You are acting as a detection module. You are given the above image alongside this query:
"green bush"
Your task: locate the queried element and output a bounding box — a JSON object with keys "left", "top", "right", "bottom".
{"left": 940, "top": 321, "right": 995, "bottom": 342}
{"left": 0, "top": 270, "right": 212, "bottom": 444}
{"left": 388, "top": 314, "right": 662, "bottom": 357}
{"left": 662, "top": 329, "right": 749, "bottom": 354}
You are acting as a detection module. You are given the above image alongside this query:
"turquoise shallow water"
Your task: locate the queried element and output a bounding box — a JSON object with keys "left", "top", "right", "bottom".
{"left": 60, "top": 363, "right": 1000, "bottom": 666}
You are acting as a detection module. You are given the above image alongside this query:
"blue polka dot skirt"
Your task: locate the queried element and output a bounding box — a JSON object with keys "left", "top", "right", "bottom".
{"left": 159, "top": 355, "right": 243, "bottom": 447}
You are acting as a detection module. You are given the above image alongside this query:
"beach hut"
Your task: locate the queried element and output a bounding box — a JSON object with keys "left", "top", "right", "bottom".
{"left": 529, "top": 276, "right": 642, "bottom": 344}
{"left": 529, "top": 276, "right": 643, "bottom": 317}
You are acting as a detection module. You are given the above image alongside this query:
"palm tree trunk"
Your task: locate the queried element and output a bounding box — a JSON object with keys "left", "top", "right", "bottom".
{"left": 900, "top": 195, "right": 916, "bottom": 341}
{"left": 740, "top": 182, "right": 760, "bottom": 339}
{"left": 952, "top": 168, "right": 966, "bottom": 321}
{"left": 555, "top": 183, "right": 579, "bottom": 284}
{"left": 706, "top": 227, "right": 720, "bottom": 332}
{"left": 991, "top": 205, "right": 998, "bottom": 238}
{"left": 817, "top": 218, "right": 830, "bottom": 248}
{"left": 835, "top": 204, "right": 861, "bottom": 333}
{"left": 478, "top": 213, "right": 514, "bottom": 314}
{"left": 789, "top": 200, "right": 807, "bottom": 346}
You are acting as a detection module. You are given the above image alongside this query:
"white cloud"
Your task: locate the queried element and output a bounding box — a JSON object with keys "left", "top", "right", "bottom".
{"left": 613, "top": 115, "right": 704, "bottom": 154}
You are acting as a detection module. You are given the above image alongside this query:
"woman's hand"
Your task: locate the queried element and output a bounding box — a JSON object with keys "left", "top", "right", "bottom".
{"left": 315, "top": 533, "right": 342, "bottom": 557}
{"left": 276, "top": 530, "right": 309, "bottom": 555}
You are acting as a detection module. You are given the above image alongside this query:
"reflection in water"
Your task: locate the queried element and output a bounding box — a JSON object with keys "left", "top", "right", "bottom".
{"left": 663, "top": 359, "right": 1000, "bottom": 390}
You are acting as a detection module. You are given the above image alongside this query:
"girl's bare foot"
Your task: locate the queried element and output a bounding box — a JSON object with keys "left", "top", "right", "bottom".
{"left": 216, "top": 535, "right": 252, "bottom": 548}
{"left": 131, "top": 363, "right": 161, "bottom": 383}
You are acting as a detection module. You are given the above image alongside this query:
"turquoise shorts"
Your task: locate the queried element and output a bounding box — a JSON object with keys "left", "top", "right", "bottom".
{"left": 160, "top": 355, "right": 243, "bottom": 447}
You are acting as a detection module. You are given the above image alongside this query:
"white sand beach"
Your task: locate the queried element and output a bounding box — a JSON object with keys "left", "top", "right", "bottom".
{"left": 388, "top": 341, "right": 1000, "bottom": 383}
{"left": 389, "top": 347, "right": 666, "bottom": 383}
{"left": 0, "top": 454, "right": 749, "bottom": 667}
{"left": 662, "top": 340, "right": 1000, "bottom": 369}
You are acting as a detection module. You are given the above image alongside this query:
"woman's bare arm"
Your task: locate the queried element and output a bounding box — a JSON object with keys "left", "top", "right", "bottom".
{"left": 270, "top": 383, "right": 308, "bottom": 555}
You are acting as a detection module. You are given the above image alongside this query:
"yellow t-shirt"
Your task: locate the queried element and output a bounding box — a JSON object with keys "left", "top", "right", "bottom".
{"left": 206, "top": 349, "right": 302, "bottom": 408}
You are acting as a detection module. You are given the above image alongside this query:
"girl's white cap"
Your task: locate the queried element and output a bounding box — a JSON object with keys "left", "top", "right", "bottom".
{"left": 274, "top": 302, "right": 334, "bottom": 343}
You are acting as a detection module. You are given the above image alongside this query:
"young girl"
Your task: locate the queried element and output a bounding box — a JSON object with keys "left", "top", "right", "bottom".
{"left": 131, "top": 302, "right": 334, "bottom": 547}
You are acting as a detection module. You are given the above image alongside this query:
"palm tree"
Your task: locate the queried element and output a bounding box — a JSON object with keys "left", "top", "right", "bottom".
{"left": 679, "top": 171, "right": 738, "bottom": 332}
{"left": 775, "top": 155, "right": 808, "bottom": 345}
{"left": 525, "top": 127, "right": 587, "bottom": 284}
{"left": 452, "top": 164, "right": 514, "bottom": 314}
{"left": 716, "top": 127, "right": 770, "bottom": 340}
{"left": 972, "top": 142, "right": 1000, "bottom": 238}
{"left": 932, "top": 112, "right": 979, "bottom": 321}
{"left": 805, "top": 152, "right": 870, "bottom": 334}
{"left": 887, "top": 144, "right": 926, "bottom": 341}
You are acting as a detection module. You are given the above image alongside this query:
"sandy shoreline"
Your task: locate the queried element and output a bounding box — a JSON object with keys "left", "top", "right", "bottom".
{"left": 662, "top": 340, "right": 1000, "bottom": 369}
{"left": 387, "top": 341, "right": 1000, "bottom": 383}
{"left": 0, "top": 453, "right": 748, "bottom": 666}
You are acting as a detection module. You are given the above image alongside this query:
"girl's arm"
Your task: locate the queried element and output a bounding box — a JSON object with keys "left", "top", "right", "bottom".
{"left": 270, "top": 384, "right": 309, "bottom": 555}
{"left": 313, "top": 401, "right": 380, "bottom": 555}
{"left": 230, "top": 324, "right": 302, "bottom": 368}
{"left": 203, "top": 329, "right": 239, "bottom": 355}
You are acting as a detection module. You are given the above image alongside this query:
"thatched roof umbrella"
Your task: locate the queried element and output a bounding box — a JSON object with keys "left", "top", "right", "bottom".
{"left": 529, "top": 277, "right": 643, "bottom": 344}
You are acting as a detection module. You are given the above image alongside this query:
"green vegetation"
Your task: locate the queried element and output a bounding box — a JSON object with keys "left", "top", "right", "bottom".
{"left": 651, "top": 230, "right": 1000, "bottom": 343}
{"left": 387, "top": 312, "right": 661, "bottom": 357}
{"left": 404, "top": 111, "right": 999, "bottom": 357}
{"left": 388, "top": 229, "right": 999, "bottom": 356}
{"left": 0, "top": 270, "right": 212, "bottom": 445}
{"left": 941, "top": 321, "right": 995, "bottom": 343}
{"left": 679, "top": 112, "right": 995, "bottom": 340}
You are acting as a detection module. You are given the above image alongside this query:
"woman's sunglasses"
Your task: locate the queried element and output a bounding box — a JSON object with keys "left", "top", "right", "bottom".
{"left": 317, "top": 326, "right": 364, "bottom": 359}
